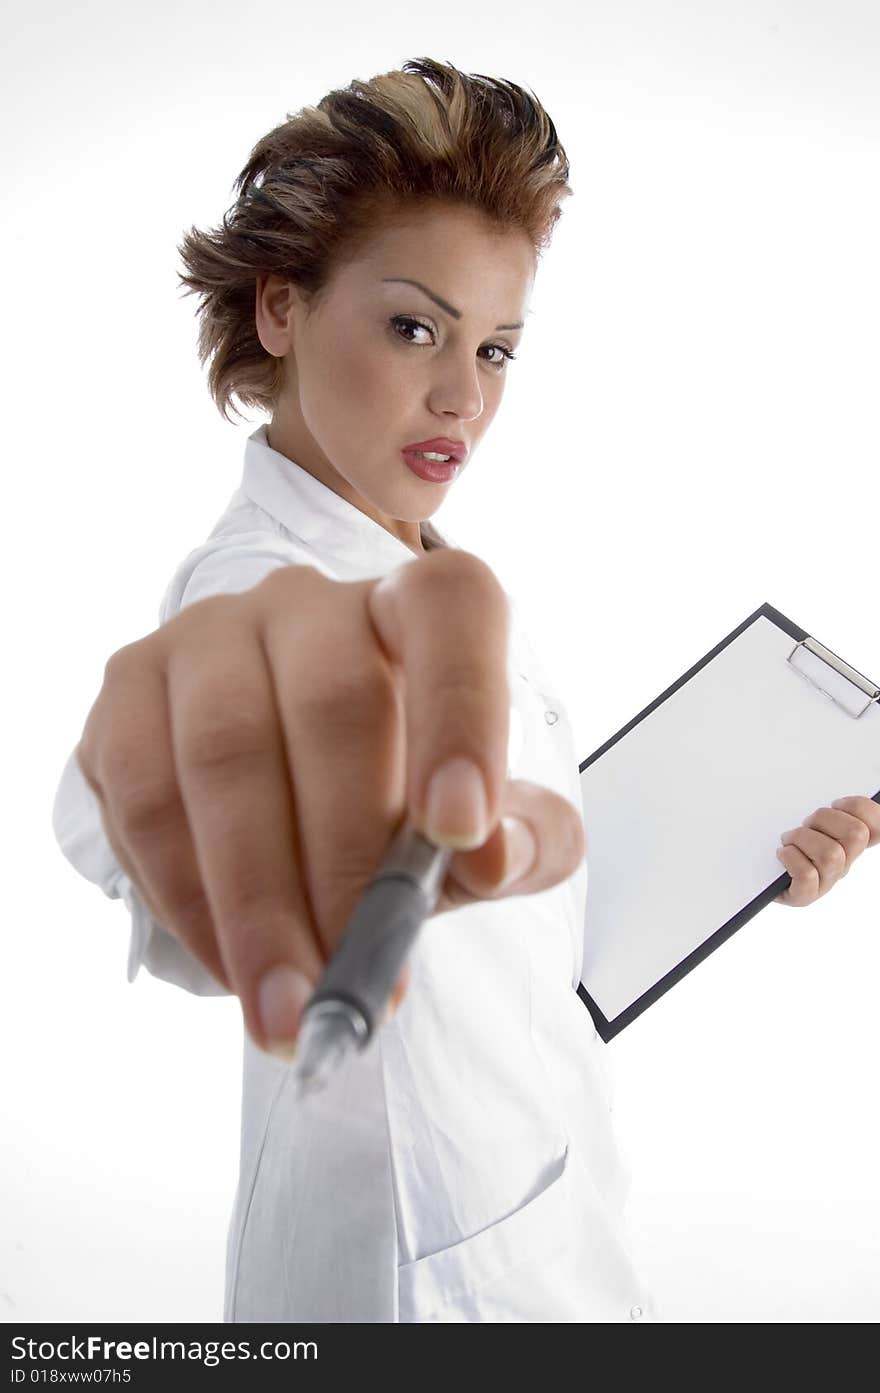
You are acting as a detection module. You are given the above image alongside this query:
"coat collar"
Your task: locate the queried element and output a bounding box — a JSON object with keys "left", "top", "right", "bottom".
{"left": 240, "top": 423, "right": 453, "bottom": 570}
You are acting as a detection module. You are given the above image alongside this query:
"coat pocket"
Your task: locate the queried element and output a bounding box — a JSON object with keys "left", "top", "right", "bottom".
{"left": 397, "top": 1143, "right": 574, "bottom": 1322}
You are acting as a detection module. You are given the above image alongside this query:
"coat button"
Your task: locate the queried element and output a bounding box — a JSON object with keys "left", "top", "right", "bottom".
{"left": 630, "top": 1304, "right": 643, "bottom": 1320}
{"left": 544, "top": 709, "right": 558, "bottom": 725}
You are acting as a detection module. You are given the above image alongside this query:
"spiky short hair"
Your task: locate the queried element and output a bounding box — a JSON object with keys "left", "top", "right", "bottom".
{"left": 176, "top": 57, "right": 573, "bottom": 428}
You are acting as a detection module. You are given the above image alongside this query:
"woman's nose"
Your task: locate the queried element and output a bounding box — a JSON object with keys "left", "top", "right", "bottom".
{"left": 429, "top": 360, "right": 484, "bottom": 423}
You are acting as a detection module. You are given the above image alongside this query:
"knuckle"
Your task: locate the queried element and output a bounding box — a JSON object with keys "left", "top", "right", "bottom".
{"left": 149, "top": 883, "right": 207, "bottom": 943}
{"left": 253, "top": 565, "right": 291, "bottom": 606}
{"left": 429, "top": 669, "right": 492, "bottom": 705}
{"left": 101, "top": 643, "right": 137, "bottom": 682}
{"left": 855, "top": 820, "right": 873, "bottom": 848}
{"left": 102, "top": 640, "right": 144, "bottom": 684}
{"left": 316, "top": 836, "right": 380, "bottom": 891}
{"left": 178, "top": 688, "right": 270, "bottom": 772}
{"left": 171, "top": 882, "right": 213, "bottom": 930}
{"left": 182, "top": 719, "right": 267, "bottom": 775}
{"left": 823, "top": 844, "right": 847, "bottom": 874}
{"left": 436, "top": 546, "right": 498, "bottom": 585}
{"left": 300, "top": 655, "right": 394, "bottom": 726}
{"left": 113, "top": 775, "right": 180, "bottom": 838}
{"left": 255, "top": 560, "right": 328, "bottom": 608}
{"left": 163, "top": 591, "right": 240, "bottom": 650}
{"left": 218, "top": 897, "right": 309, "bottom": 972}
{"left": 218, "top": 884, "right": 285, "bottom": 938}
{"left": 96, "top": 728, "right": 145, "bottom": 787}
{"left": 420, "top": 547, "right": 509, "bottom": 611}
{"left": 309, "top": 857, "right": 384, "bottom": 941}
{"left": 176, "top": 590, "right": 236, "bottom": 625}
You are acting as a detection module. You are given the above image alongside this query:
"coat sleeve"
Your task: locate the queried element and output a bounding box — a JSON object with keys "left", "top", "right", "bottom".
{"left": 51, "top": 531, "right": 339, "bottom": 998}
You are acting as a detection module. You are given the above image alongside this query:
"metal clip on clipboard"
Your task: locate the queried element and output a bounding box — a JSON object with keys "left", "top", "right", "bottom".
{"left": 787, "top": 636, "right": 880, "bottom": 719}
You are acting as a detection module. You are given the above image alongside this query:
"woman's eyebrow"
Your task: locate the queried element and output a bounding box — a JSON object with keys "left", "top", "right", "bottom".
{"left": 381, "top": 277, "right": 525, "bottom": 331}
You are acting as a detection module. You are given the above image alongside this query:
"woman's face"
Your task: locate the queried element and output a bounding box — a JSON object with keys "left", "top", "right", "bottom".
{"left": 256, "top": 201, "right": 536, "bottom": 554}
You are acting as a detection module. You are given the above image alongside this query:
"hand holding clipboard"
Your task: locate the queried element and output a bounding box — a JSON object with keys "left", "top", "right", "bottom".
{"left": 576, "top": 602, "right": 880, "bottom": 1042}
{"left": 774, "top": 791, "right": 879, "bottom": 906}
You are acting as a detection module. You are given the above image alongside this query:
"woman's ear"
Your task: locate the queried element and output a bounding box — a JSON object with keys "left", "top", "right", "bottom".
{"left": 255, "top": 273, "right": 303, "bottom": 357}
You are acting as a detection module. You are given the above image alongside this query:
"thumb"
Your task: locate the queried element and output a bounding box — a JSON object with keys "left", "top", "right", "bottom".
{"left": 437, "top": 778, "right": 586, "bottom": 909}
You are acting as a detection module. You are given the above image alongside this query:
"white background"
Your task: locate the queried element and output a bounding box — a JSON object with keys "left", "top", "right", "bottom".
{"left": 3, "top": 0, "right": 878, "bottom": 1324}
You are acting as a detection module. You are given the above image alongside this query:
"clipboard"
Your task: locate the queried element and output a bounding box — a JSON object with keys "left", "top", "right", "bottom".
{"left": 576, "top": 602, "right": 880, "bottom": 1042}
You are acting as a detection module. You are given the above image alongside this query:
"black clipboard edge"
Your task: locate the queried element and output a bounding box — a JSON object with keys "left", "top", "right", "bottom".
{"left": 579, "top": 602, "right": 805, "bottom": 776}
{"left": 578, "top": 872, "right": 792, "bottom": 1042}
{"left": 576, "top": 601, "right": 880, "bottom": 1043}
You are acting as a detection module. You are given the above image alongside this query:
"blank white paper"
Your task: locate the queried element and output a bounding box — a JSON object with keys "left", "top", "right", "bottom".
{"left": 579, "top": 614, "right": 880, "bottom": 1025}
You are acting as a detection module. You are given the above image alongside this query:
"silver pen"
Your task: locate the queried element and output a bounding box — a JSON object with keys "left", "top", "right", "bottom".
{"left": 289, "top": 819, "right": 455, "bottom": 1101}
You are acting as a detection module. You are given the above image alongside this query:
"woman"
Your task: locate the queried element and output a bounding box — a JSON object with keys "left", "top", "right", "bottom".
{"left": 51, "top": 55, "right": 665, "bottom": 1323}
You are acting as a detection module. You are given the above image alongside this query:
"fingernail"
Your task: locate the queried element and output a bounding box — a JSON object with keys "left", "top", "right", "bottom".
{"left": 499, "top": 815, "right": 538, "bottom": 889}
{"left": 424, "top": 756, "right": 489, "bottom": 849}
{"left": 257, "top": 964, "right": 313, "bottom": 1060}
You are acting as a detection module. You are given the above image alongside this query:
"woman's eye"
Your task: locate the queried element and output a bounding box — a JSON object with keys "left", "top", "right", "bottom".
{"left": 391, "top": 315, "right": 433, "bottom": 346}
{"left": 390, "top": 316, "right": 517, "bottom": 370}
{"left": 483, "top": 343, "right": 517, "bottom": 368}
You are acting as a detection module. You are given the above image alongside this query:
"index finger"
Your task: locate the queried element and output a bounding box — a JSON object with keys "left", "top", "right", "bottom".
{"left": 367, "top": 549, "right": 511, "bottom": 851}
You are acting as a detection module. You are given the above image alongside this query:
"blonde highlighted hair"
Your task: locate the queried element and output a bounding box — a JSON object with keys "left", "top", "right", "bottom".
{"left": 176, "top": 56, "right": 573, "bottom": 549}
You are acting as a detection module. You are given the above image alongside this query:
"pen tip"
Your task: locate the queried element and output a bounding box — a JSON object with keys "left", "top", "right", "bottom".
{"left": 288, "top": 1003, "right": 364, "bottom": 1101}
{"left": 289, "top": 1064, "right": 319, "bottom": 1103}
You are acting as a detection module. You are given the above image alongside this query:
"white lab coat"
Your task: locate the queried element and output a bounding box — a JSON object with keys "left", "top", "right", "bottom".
{"left": 52, "top": 424, "right": 661, "bottom": 1323}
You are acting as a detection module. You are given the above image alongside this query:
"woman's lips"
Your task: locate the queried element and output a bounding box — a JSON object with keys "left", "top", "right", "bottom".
{"left": 401, "top": 450, "right": 461, "bottom": 483}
